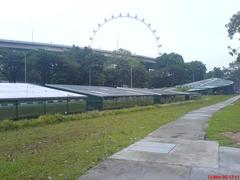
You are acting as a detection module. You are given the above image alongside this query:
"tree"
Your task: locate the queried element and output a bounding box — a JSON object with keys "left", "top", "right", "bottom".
{"left": 155, "top": 53, "right": 184, "bottom": 69}
{"left": 132, "top": 63, "right": 149, "bottom": 87}
{"left": 51, "top": 55, "right": 80, "bottom": 84}
{"left": 149, "top": 53, "right": 187, "bottom": 87}
{"left": 0, "top": 49, "right": 24, "bottom": 83}
{"left": 149, "top": 65, "right": 187, "bottom": 88}
{"left": 206, "top": 67, "right": 224, "bottom": 79}
{"left": 28, "top": 49, "right": 65, "bottom": 85}
{"left": 226, "top": 11, "right": 240, "bottom": 62}
{"left": 104, "top": 49, "right": 148, "bottom": 87}
{"left": 104, "top": 64, "right": 118, "bottom": 87}
{"left": 185, "top": 61, "right": 207, "bottom": 82}
{"left": 226, "top": 11, "right": 240, "bottom": 39}
{"left": 104, "top": 49, "right": 134, "bottom": 87}
{"left": 113, "top": 48, "right": 132, "bottom": 56}
{"left": 228, "top": 61, "right": 240, "bottom": 92}
{"left": 67, "top": 46, "right": 106, "bottom": 85}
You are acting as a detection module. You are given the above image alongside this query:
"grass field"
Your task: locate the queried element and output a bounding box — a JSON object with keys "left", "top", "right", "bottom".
{"left": 206, "top": 99, "right": 240, "bottom": 147}
{"left": 0, "top": 95, "right": 233, "bottom": 179}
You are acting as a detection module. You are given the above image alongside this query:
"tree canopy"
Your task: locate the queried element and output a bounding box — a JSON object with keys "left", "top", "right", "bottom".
{"left": 148, "top": 53, "right": 206, "bottom": 88}
{"left": 0, "top": 47, "right": 209, "bottom": 88}
{"left": 226, "top": 11, "right": 240, "bottom": 39}
{"left": 155, "top": 53, "right": 184, "bottom": 69}
{"left": 0, "top": 49, "right": 24, "bottom": 83}
{"left": 226, "top": 11, "right": 240, "bottom": 62}
{"left": 206, "top": 67, "right": 224, "bottom": 79}
{"left": 28, "top": 50, "right": 65, "bottom": 85}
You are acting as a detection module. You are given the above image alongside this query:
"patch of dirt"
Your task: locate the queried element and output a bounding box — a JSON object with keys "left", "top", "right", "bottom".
{"left": 223, "top": 132, "right": 240, "bottom": 144}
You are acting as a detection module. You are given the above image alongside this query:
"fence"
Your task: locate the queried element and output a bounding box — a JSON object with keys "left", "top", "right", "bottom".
{"left": 0, "top": 98, "right": 86, "bottom": 120}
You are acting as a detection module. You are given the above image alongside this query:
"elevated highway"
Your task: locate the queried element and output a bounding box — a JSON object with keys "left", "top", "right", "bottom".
{"left": 0, "top": 39, "right": 156, "bottom": 64}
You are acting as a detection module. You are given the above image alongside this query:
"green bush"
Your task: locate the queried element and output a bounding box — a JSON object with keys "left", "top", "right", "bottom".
{"left": 37, "top": 114, "right": 67, "bottom": 124}
{"left": 0, "top": 119, "right": 17, "bottom": 131}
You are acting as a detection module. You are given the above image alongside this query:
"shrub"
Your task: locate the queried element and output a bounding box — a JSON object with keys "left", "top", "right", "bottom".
{"left": 0, "top": 119, "right": 17, "bottom": 131}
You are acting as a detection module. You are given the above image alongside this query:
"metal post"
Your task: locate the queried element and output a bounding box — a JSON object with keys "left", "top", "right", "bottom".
{"left": 43, "top": 100, "right": 46, "bottom": 114}
{"left": 23, "top": 52, "right": 27, "bottom": 83}
{"left": 15, "top": 101, "right": 18, "bottom": 120}
{"left": 66, "top": 98, "right": 69, "bottom": 114}
{"left": 89, "top": 68, "right": 92, "bottom": 86}
{"left": 32, "top": 27, "right": 34, "bottom": 42}
{"left": 130, "top": 66, "right": 133, "bottom": 88}
{"left": 116, "top": 35, "right": 119, "bottom": 50}
{"left": 192, "top": 71, "right": 195, "bottom": 82}
{"left": 31, "top": 21, "right": 34, "bottom": 42}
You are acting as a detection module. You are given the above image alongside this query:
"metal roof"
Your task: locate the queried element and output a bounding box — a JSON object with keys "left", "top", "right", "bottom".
{"left": 0, "top": 83, "right": 86, "bottom": 100}
{"left": 149, "top": 88, "right": 189, "bottom": 95}
{"left": 176, "top": 78, "right": 234, "bottom": 92}
{"left": 46, "top": 84, "right": 155, "bottom": 97}
{"left": 113, "top": 87, "right": 189, "bottom": 96}
{"left": 117, "top": 88, "right": 158, "bottom": 95}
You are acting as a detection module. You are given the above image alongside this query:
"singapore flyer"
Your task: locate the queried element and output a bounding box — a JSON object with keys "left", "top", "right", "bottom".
{"left": 89, "top": 13, "right": 162, "bottom": 57}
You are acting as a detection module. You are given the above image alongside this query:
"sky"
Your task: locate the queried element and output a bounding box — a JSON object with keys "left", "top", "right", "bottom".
{"left": 0, "top": 0, "right": 239, "bottom": 71}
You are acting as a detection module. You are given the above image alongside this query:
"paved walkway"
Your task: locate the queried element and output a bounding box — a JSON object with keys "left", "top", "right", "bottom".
{"left": 79, "top": 96, "right": 240, "bottom": 180}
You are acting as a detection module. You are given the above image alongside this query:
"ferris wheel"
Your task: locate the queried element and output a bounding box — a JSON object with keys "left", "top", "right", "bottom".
{"left": 89, "top": 13, "right": 162, "bottom": 56}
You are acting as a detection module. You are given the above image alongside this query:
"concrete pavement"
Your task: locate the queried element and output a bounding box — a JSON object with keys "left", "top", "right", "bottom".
{"left": 79, "top": 96, "right": 240, "bottom": 180}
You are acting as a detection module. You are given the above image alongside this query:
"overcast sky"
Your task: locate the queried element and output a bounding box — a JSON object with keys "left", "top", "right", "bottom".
{"left": 0, "top": 0, "right": 239, "bottom": 70}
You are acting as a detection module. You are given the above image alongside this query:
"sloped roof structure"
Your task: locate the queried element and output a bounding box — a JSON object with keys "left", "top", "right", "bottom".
{"left": 0, "top": 83, "right": 86, "bottom": 100}
{"left": 118, "top": 87, "right": 189, "bottom": 96}
{"left": 177, "top": 78, "right": 234, "bottom": 92}
{"left": 46, "top": 84, "right": 154, "bottom": 97}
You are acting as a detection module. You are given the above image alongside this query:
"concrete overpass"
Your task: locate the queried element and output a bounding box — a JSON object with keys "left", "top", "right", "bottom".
{"left": 0, "top": 39, "right": 156, "bottom": 64}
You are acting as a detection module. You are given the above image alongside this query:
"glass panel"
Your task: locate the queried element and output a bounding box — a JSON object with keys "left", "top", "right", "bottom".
{"left": 45, "top": 100, "right": 67, "bottom": 114}
{"left": 0, "top": 101, "right": 16, "bottom": 120}
{"left": 68, "top": 99, "right": 86, "bottom": 113}
{"left": 103, "top": 96, "right": 154, "bottom": 110}
{"left": 18, "top": 100, "right": 44, "bottom": 118}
